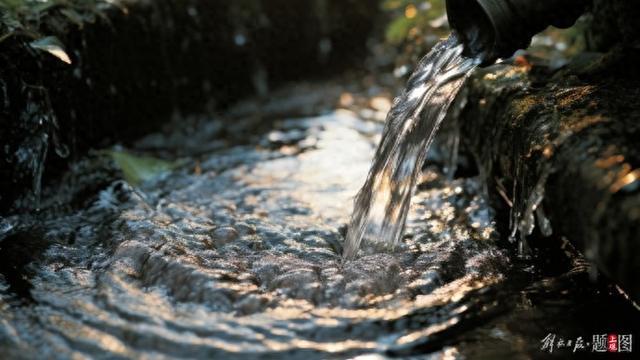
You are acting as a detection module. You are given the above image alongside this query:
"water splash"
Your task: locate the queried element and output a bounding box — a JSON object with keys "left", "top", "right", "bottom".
{"left": 344, "top": 34, "right": 480, "bottom": 259}
{"left": 509, "top": 164, "right": 554, "bottom": 256}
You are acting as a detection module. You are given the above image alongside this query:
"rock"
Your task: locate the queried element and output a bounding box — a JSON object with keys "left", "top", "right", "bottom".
{"left": 456, "top": 49, "right": 640, "bottom": 300}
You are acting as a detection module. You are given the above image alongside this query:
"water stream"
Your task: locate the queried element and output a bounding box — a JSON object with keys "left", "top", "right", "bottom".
{"left": 344, "top": 34, "right": 479, "bottom": 259}
{"left": 1, "top": 80, "right": 638, "bottom": 359}
{"left": 1, "top": 37, "right": 639, "bottom": 357}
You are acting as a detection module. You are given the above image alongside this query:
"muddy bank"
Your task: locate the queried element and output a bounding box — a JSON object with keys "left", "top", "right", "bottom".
{"left": 457, "top": 48, "right": 640, "bottom": 301}
{"left": 0, "top": 0, "right": 378, "bottom": 213}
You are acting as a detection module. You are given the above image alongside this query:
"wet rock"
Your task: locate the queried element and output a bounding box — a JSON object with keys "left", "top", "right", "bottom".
{"left": 457, "top": 50, "right": 640, "bottom": 300}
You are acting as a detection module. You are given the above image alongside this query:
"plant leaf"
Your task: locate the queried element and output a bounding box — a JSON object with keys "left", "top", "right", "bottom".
{"left": 385, "top": 17, "right": 414, "bottom": 45}
{"left": 107, "top": 150, "right": 174, "bottom": 186}
{"left": 29, "top": 36, "right": 72, "bottom": 64}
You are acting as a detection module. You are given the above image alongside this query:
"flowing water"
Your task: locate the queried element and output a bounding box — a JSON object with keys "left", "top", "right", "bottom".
{"left": 1, "top": 57, "right": 639, "bottom": 358}
{"left": 344, "top": 34, "right": 480, "bottom": 259}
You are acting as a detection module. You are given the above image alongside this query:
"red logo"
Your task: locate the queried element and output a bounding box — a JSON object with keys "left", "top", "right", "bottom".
{"left": 608, "top": 334, "right": 618, "bottom": 353}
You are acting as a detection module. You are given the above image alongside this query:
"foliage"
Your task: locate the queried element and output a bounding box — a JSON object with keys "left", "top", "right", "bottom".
{"left": 380, "top": 0, "right": 448, "bottom": 45}
{"left": 0, "top": 0, "right": 113, "bottom": 44}
{"left": 380, "top": 0, "right": 588, "bottom": 60}
{"left": 28, "top": 35, "right": 71, "bottom": 63}
{"left": 107, "top": 150, "right": 174, "bottom": 186}
{"left": 529, "top": 18, "right": 590, "bottom": 59}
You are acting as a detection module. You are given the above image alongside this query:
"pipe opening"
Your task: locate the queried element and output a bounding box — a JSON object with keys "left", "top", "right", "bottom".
{"left": 446, "top": 0, "right": 495, "bottom": 62}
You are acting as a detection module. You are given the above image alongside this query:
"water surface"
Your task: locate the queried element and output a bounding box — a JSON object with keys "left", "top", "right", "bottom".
{"left": 0, "top": 81, "right": 638, "bottom": 359}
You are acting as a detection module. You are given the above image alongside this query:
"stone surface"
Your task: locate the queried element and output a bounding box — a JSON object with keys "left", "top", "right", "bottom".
{"left": 457, "top": 49, "right": 640, "bottom": 300}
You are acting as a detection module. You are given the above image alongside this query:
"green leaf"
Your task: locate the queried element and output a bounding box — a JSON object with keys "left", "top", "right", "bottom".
{"left": 107, "top": 150, "right": 174, "bottom": 186}
{"left": 29, "top": 36, "right": 72, "bottom": 64}
{"left": 385, "top": 17, "right": 414, "bottom": 44}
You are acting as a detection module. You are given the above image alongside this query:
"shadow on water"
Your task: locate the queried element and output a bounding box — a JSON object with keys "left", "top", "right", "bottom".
{"left": 0, "top": 229, "right": 49, "bottom": 302}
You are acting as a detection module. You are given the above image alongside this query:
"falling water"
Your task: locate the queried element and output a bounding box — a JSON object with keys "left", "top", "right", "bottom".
{"left": 344, "top": 33, "right": 480, "bottom": 259}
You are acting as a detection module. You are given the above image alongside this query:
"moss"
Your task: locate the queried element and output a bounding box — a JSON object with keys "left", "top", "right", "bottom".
{"left": 458, "top": 49, "right": 640, "bottom": 301}
{"left": 510, "top": 96, "right": 542, "bottom": 122}
{"left": 555, "top": 85, "right": 597, "bottom": 110}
